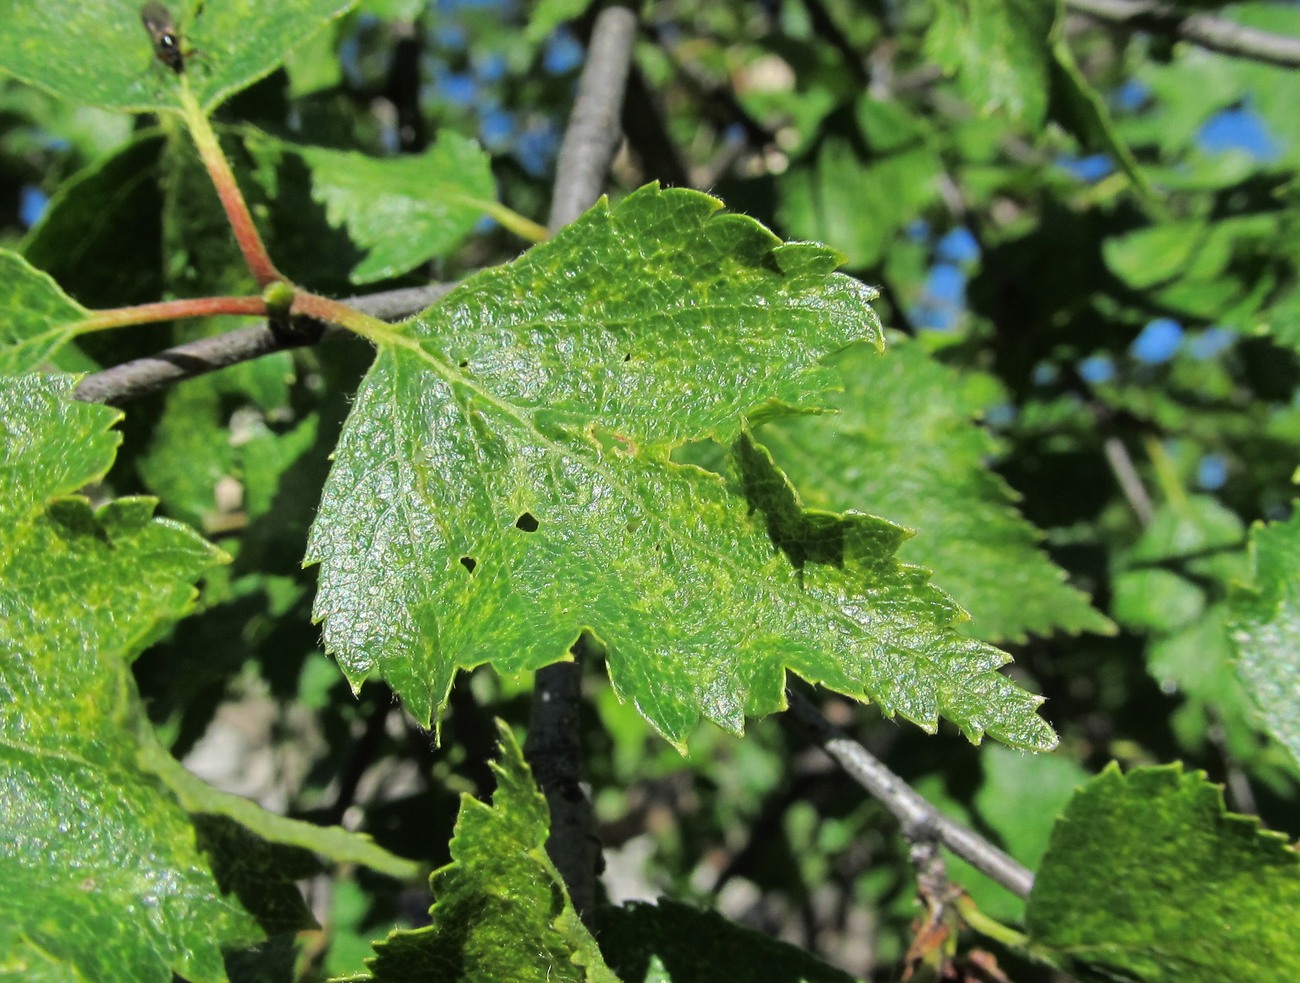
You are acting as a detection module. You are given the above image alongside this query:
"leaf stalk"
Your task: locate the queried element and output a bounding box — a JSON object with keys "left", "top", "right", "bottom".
{"left": 178, "top": 85, "right": 284, "bottom": 287}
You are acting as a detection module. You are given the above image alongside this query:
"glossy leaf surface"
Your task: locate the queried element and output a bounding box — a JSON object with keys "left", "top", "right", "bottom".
{"left": 307, "top": 186, "right": 1056, "bottom": 751}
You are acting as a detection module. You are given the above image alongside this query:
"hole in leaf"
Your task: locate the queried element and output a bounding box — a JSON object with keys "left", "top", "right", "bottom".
{"left": 515, "top": 512, "right": 539, "bottom": 532}
{"left": 460, "top": 556, "right": 477, "bottom": 573}
{"left": 458, "top": 360, "right": 469, "bottom": 368}
{"left": 623, "top": 353, "right": 632, "bottom": 362}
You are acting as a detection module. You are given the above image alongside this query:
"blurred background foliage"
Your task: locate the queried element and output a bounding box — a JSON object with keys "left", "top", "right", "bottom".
{"left": 4, "top": 0, "right": 1299, "bottom": 979}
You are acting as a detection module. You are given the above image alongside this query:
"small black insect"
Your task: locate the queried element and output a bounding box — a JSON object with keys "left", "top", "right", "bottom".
{"left": 140, "top": 2, "right": 186, "bottom": 74}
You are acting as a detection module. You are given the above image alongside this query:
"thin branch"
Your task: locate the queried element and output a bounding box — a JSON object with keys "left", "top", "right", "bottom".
{"left": 527, "top": 2, "right": 641, "bottom": 926}
{"left": 1067, "top": 0, "right": 1300, "bottom": 69}
{"left": 72, "top": 284, "right": 453, "bottom": 405}
{"left": 785, "top": 688, "right": 1035, "bottom": 901}
{"left": 1103, "top": 435, "right": 1155, "bottom": 527}
{"left": 548, "top": 3, "right": 640, "bottom": 230}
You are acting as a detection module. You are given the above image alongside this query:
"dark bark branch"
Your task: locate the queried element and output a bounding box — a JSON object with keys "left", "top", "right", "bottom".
{"left": 72, "top": 284, "right": 453, "bottom": 405}
{"left": 1067, "top": 0, "right": 1300, "bottom": 68}
{"left": 524, "top": 642, "right": 602, "bottom": 921}
{"left": 785, "top": 688, "right": 1035, "bottom": 901}
{"left": 528, "top": 2, "right": 641, "bottom": 926}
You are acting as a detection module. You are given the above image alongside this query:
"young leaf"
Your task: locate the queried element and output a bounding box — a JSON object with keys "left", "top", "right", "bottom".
{"left": 1228, "top": 510, "right": 1300, "bottom": 774}
{"left": 307, "top": 184, "right": 1056, "bottom": 750}
{"left": 0, "top": 0, "right": 356, "bottom": 116}
{"left": 296, "top": 135, "right": 497, "bottom": 284}
{"left": 758, "top": 340, "right": 1112, "bottom": 643}
{"left": 341, "top": 723, "right": 618, "bottom": 983}
{"left": 0, "top": 250, "right": 92, "bottom": 374}
{"left": 0, "top": 374, "right": 263, "bottom": 982}
{"left": 1026, "top": 764, "right": 1300, "bottom": 982}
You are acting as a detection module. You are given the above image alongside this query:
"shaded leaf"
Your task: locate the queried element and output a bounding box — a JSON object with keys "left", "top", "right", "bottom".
{"left": 759, "top": 341, "right": 1111, "bottom": 643}
{"left": 21, "top": 130, "right": 167, "bottom": 314}
{"left": 595, "top": 898, "right": 858, "bottom": 983}
{"left": 1026, "top": 764, "right": 1300, "bottom": 982}
{"left": 778, "top": 133, "right": 941, "bottom": 270}
{"left": 1048, "top": 34, "right": 1156, "bottom": 203}
{"left": 144, "top": 737, "right": 423, "bottom": 881}
{"left": 340, "top": 723, "right": 617, "bottom": 983}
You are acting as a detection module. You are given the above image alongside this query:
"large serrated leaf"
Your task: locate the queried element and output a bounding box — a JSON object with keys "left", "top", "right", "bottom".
{"left": 340, "top": 723, "right": 617, "bottom": 983}
{"left": 0, "top": 0, "right": 355, "bottom": 115}
{"left": 1026, "top": 764, "right": 1300, "bottom": 982}
{"left": 1229, "top": 509, "right": 1300, "bottom": 774}
{"left": 306, "top": 185, "right": 1056, "bottom": 750}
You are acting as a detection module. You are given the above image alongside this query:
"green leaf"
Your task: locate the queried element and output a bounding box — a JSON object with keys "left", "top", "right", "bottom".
{"left": 0, "top": 374, "right": 119, "bottom": 520}
{"left": 0, "top": 374, "right": 264, "bottom": 982}
{"left": 307, "top": 185, "right": 1055, "bottom": 750}
{"left": 1150, "top": 604, "right": 1265, "bottom": 763}
{"left": 342, "top": 722, "right": 618, "bottom": 983}
{"left": 595, "top": 898, "right": 859, "bottom": 983}
{"left": 1048, "top": 34, "right": 1156, "bottom": 204}
{"left": 136, "top": 380, "right": 240, "bottom": 530}
{"left": 1104, "top": 220, "right": 1207, "bottom": 290}
{"left": 1104, "top": 216, "right": 1279, "bottom": 320}
{"left": 958, "top": 745, "right": 1089, "bottom": 920}
{"left": 0, "top": 251, "right": 91, "bottom": 375}
{"left": 1229, "top": 510, "right": 1300, "bottom": 774}
{"left": 777, "top": 134, "right": 941, "bottom": 270}
{"left": 1112, "top": 567, "right": 1206, "bottom": 633}
{"left": 0, "top": 0, "right": 357, "bottom": 116}
{"left": 296, "top": 135, "right": 497, "bottom": 284}
{"left": 923, "top": 0, "right": 1055, "bottom": 126}
{"left": 759, "top": 341, "right": 1111, "bottom": 643}
{"left": 1127, "top": 496, "right": 1246, "bottom": 567}
{"left": 1026, "top": 764, "right": 1300, "bottom": 982}
{"left": 307, "top": 185, "right": 863, "bottom": 732}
